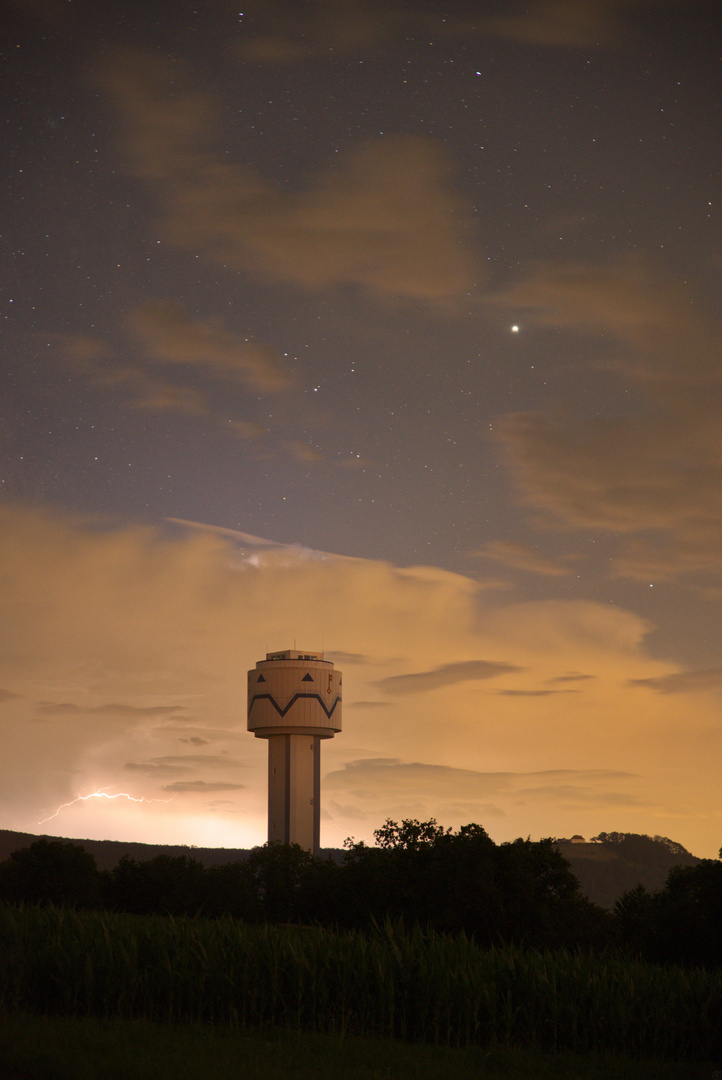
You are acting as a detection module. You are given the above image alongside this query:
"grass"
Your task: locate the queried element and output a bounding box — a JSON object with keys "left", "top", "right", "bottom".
{"left": 2, "top": 903, "right": 721, "bottom": 1066}
{"left": 0, "top": 1012, "right": 713, "bottom": 1080}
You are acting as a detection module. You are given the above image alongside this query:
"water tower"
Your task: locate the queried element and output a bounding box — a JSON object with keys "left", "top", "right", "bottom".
{"left": 247, "top": 649, "right": 342, "bottom": 856}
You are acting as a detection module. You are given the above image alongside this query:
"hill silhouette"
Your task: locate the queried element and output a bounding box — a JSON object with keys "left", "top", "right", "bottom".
{"left": 0, "top": 828, "right": 344, "bottom": 874}
{"left": 556, "top": 832, "right": 701, "bottom": 908}
{"left": 0, "top": 827, "right": 702, "bottom": 908}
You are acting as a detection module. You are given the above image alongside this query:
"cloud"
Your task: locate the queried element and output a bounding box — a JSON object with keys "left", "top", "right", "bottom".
{"left": 96, "top": 51, "right": 481, "bottom": 308}
{"left": 64, "top": 330, "right": 280, "bottom": 439}
{"left": 162, "top": 781, "right": 246, "bottom": 793}
{"left": 1, "top": 503, "right": 721, "bottom": 854}
{"left": 125, "top": 761, "right": 194, "bottom": 778}
{"left": 512, "top": 780, "right": 646, "bottom": 809}
{"left": 480, "top": 0, "right": 652, "bottom": 48}
{"left": 495, "top": 689, "right": 576, "bottom": 697}
{"left": 125, "top": 755, "right": 242, "bottom": 775}
{"left": 227, "top": 421, "right": 266, "bottom": 441}
{"left": 348, "top": 700, "right": 393, "bottom": 709}
{"left": 231, "top": 0, "right": 656, "bottom": 60}
{"left": 473, "top": 540, "right": 573, "bottom": 577}
{"left": 287, "top": 441, "right": 325, "bottom": 464}
{"left": 232, "top": 1, "right": 482, "bottom": 63}
{"left": 547, "top": 672, "right": 595, "bottom": 684}
{"left": 483, "top": 1, "right": 699, "bottom": 51}
{"left": 492, "top": 257, "right": 722, "bottom": 579}
{"left": 327, "top": 651, "right": 373, "bottom": 665}
{"left": 325, "top": 759, "right": 641, "bottom": 825}
{"left": 37, "top": 702, "right": 185, "bottom": 719}
{"left": 630, "top": 667, "right": 722, "bottom": 694}
{"left": 65, "top": 341, "right": 211, "bottom": 416}
{"left": 235, "top": 0, "right": 404, "bottom": 61}
{"left": 129, "top": 301, "right": 291, "bottom": 393}
{"left": 375, "top": 659, "right": 524, "bottom": 696}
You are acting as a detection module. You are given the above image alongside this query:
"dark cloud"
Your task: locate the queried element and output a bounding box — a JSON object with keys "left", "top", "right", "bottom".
{"left": 0, "top": 689, "right": 20, "bottom": 703}
{"left": 162, "top": 780, "right": 245, "bottom": 793}
{"left": 513, "top": 782, "right": 647, "bottom": 808}
{"left": 473, "top": 540, "right": 573, "bottom": 577}
{"left": 547, "top": 673, "right": 596, "bottom": 684}
{"left": 495, "top": 688, "right": 577, "bottom": 697}
{"left": 125, "top": 753, "right": 241, "bottom": 777}
{"left": 131, "top": 754, "right": 239, "bottom": 768}
{"left": 548, "top": 673, "right": 595, "bottom": 682}
{"left": 375, "top": 659, "right": 524, "bottom": 695}
{"left": 179, "top": 736, "right": 210, "bottom": 746}
{"left": 631, "top": 667, "right": 722, "bottom": 694}
{"left": 125, "top": 761, "right": 192, "bottom": 778}
{"left": 348, "top": 700, "right": 393, "bottom": 709}
{"left": 327, "top": 651, "right": 373, "bottom": 665}
{"left": 38, "top": 702, "right": 185, "bottom": 718}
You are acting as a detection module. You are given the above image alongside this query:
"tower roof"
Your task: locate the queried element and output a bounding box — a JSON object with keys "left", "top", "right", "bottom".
{"left": 266, "top": 649, "right": 324, "bottom": 661}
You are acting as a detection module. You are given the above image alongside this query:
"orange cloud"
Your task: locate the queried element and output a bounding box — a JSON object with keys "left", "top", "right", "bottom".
{"left": 231, "top": 0, "right": 660, "bottom": 60}
{"left": 473, "top": 540, "right": 573, "bottom": 577}
{"left": 129, "top": 301, "right": 291, "bottom": 393}
{"left": 375, "top": 659, "right": 524, "bottom": 696}
{"left": 96, "top": 51, "right": 481, "bottom": 308}
{"left": 1, "top": 504, "right": 720, "bottom": 855}
{"left": 630, "top": 668, "right": 722, "bottom": 694}
{"left": 481, "top": 0, "right": 681, "bottom": 48}
{"left": 492, "top": 258, "right": 722, "bottom": 580}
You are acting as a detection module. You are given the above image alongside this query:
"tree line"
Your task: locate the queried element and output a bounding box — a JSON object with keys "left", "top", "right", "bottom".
{"left": 1, "top": 818, "right": 720, "bottom": 966}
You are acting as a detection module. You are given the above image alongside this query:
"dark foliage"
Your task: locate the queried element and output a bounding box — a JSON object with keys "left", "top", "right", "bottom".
{"left": 616, "top": 858, "right": 722, "bottom": 968}
{"left": 0, "top": 838, "right": 101, "bottom": 909}
{"left": 337, "top": 821, "right": 609, "bottom": 949}
{"left": 2, "top": 822, "right": 720, "bottom": 965}
{"left": 104, "top": 854, "right": 209, "bottom": 916}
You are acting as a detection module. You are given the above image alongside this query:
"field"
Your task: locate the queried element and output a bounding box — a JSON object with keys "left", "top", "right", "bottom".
{"left": 1, "top": 903, "right": 720, "bottom": 1073}
{"left": 1, "top": 1013, "right": 714, "bottom": 1080}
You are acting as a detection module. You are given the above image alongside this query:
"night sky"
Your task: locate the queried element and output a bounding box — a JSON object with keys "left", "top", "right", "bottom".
{"left": 3, "top": 0, "right": 722, "bottom": 856}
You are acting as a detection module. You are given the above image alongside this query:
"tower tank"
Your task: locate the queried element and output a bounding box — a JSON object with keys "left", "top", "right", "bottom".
{"left": 247, "top": 649, "right": 342, "bottom": 855}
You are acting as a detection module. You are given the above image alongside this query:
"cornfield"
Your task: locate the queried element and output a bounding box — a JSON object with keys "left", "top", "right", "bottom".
{"left": 1, "top": 903, "right": 719, "bottom": 1061}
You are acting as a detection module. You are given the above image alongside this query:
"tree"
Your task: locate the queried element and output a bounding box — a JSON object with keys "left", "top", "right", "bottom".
{"left": 106, "top": 853, "right": 207, "bottom": 915}
{"left": 372, "top": 818, "right": 450, "bottom": 849}
{"left": 340, "top": 819, "right": 609, "bottom": 948}
{"left": 0, "top": 839, "right": 101, "bottom": 908}
{"left": 243, "top": 842, "right": 318, "bottom": 923}
{"left": 615, "top": 859, "right": 722, "bottom": 967}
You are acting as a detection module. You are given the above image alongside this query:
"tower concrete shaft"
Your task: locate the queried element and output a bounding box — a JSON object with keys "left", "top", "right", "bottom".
{"left": 247, "top": 649, "right": 342, "bottom": 856}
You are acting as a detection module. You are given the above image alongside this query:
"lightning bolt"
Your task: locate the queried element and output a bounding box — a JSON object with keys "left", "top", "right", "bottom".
{"left": 38, "top": 788, "right": 172, "bottom": 825}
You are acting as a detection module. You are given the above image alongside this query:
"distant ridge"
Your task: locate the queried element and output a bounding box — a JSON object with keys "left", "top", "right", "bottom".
{"left": 556, "top": 833, "right": 702, "bottom": 909}
{"left": 0, "top": 827, "right": 703, "bottom": 906}
{"left": 0, "top": 828, "right": 343, "bottom": 872}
